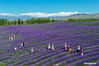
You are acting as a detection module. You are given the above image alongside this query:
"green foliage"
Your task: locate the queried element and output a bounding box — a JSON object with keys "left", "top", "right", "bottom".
{"left": 7, "top": 62, "right": 13, "bottom": 64}
{"left": 0, "top": 18, "right": 56, "bottom": 26}
{"left": 68, "top": 18, "right": 99, "bottom": 22}
{"left": 23, "top": 64, "right": 28, "bottom": 66}
{"left": 0, "top": 18, "right": 99, "bottom": 26}
{"left": 17, "top": 18, "right": 23, "bottom": 25}
{"left": 0, "top": 18, "right": 8, "bottom": 26}
{"left": 25, "top": 18, "right": 53, "bottom": 24}
{"left": 0, "top": 63, "right": 6, "bottom": 66}
{"left": 68, "top": 18, "right": 76, "bottom": 22}
{"left": 25, "top": 50, "right": 28, "bottom": 54}
{"left": 9, "top": 53, "right": 16, "bottom": 56}
{"left": 35, "top": 64, "right": 41, "bottom": 66}
{"left": 16, "top": 51, "right": 24, "bottom": 55}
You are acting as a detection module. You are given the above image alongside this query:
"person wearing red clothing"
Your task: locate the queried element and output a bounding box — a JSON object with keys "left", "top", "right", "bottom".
{"left": 13, "top": 34, "right": 17, "bottom": 39}
{"left": 67, "top": 45, "right": 71, "bottom": 52}
{"left": 81, "top": 49, "right": 83, "bottom": 56}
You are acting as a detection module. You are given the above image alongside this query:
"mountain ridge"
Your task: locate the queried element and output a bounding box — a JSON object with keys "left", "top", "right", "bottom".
{"left": 0, "top": 13, "right": 99, "bottom": 20}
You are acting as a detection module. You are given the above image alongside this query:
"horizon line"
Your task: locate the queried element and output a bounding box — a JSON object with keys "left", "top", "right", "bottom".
{"left": 0, "top": 12, "right": 98, "bottom": 17}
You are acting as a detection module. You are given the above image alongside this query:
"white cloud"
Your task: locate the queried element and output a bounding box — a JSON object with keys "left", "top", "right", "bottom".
{"left": 0, "top": 13, "right": 15, "bottom": 16}
{"left": 0, "top": 12, "right": 79, "bottom": 17}
{"left": 20, "top": 12, "right": 79, "bottom": 17}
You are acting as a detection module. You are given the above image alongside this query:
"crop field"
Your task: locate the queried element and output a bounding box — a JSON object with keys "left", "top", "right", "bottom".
{"left": 0, "top": 21, "right": 99, "bottom": 66}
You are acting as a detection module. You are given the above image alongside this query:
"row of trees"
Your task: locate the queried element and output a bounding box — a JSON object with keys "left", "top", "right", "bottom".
{"left": 0, "top": 18, "right": 99, "bottom": 26}
{"left": 67, "top": 18, "right": 99, "bottom": 22}
{"left": 0, "top": 18, "right": 56, "bottom": 26}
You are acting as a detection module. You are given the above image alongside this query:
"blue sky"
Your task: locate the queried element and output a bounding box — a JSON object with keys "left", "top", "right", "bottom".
{"left": 0, "top": 0, "right": 99, "bottom": 14}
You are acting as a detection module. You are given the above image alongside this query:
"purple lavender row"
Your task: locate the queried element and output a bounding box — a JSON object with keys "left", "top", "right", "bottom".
{"left": 21, "top": 44, "right": 99, "bottom": 65}
{"left": 34, "top": 45, "right": 99, "bottom": 65}
{"left": 7, "top": 42, "right": 65, "bottom": 66}
{"left": 67, "top": 55, "right": 99, "bottom": 66}
{"left": 59, "top": 50, "right": 99, "bottom": 65}
{"left": 0, "top": 40, "right": 98, "bottom": 62}
{"left": 5, "top": 42, "right": 99, "bottom": 65}
{"left": 4, "top": 35, "right": 65, "bottom": 61}
{"left": 44, "top": 47, "right": 99, "bottom": 66}
{"left": 6, "top": 41, "right": 65, "bottom": 64}
{"left": 5, "top": 39, "right": 65, "bottom": 63}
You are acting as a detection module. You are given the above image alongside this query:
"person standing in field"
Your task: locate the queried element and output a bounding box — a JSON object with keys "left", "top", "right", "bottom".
{"left": 14, "top": 47, "right": 17, "bottom": 51}
{"left": 67, "top": 45, "right": 71, "bottom": 52}
{"left": 52, "top": 44, "right": 54, "bottom": 50}
{"left": 30, "top": 47, "right": 35, "bottom": 56}
{"left": 31, "top": 47, "right": 34, "bottom": 53}
{"left": 77, "top": 45, "right": 81, "bottom": 52}
{"left": 9, "top": 36, "right": 13, "bottom": 40}
{"left": 81, "top": 48, "right": 84, "bottom": 56}
{"left": 13, "top": 35, "right": 15, "bottom": 39}
{"left": 9, "top": 37, "right": 11, "bottom": 40}
{"left": 13, "top": 34, "right": 17, "bottom": 39}
{"left": 64, "top": 43, "right": 67, "bottom": 51}
{"left": 23, "top": 42, "right": 25, "bottom": 46}
{"left": 48, "top": 43, "right": 51, "bottom": 50}
{"left": 14, "top": 47, "right": 17, "bottom": 53}
{"left": 20, "top": 42, "right": 24, "bottom": 47}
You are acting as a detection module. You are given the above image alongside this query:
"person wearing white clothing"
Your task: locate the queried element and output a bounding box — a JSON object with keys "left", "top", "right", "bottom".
{"left": 48, "top": 43, "right": 51, "bottom": 50}
{"left": 14, "top": 47, "right": 17, "bottom": 51}
{"left": 64, "top": 43, "right": 67, "bottom": 51}
{"left": 10, "top": 36, "right": 13, "bottom": 40}
{"left": 20, "top": 42, "right": 24, "bottom": 47}
{"left": 31, "top": 47, "right": 34, "bottom": 53}
{"left": 77, "top": 45, "right": 80, "bottom": 52}
{"left": 52, "top": 44, "right": 54, "bottom": 50}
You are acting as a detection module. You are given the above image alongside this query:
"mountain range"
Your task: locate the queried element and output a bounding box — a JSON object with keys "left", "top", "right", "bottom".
{"left": 0, "top": 13, "right": 99, "bottom": 21}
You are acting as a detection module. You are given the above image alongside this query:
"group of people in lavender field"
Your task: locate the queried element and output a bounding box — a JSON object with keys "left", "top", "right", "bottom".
{"left": 8, "top": 34, "right": 34, "bottom": 53}
{"left": 14, "top": 42, "right": 34, "bottom": 53}
{"left": 9, "top": 34, "right": 17, "bottom": 40}
{"left": 48, "top": 43, "right": 83, "bottom": 56}
{"left": 9, "top": 35, "right": 83, "bottom": 56}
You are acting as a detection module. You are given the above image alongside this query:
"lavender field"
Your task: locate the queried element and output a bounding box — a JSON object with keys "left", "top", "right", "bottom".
{"left": 0, "top": 21, "right": 99, "bottom": 66}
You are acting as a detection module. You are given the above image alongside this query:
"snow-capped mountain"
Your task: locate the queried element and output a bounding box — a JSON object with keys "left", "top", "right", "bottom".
{"left": 0, "top": 12, "right": 99, "bottom": 20}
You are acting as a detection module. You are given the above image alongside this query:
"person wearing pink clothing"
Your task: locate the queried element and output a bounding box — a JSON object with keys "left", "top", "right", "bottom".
{"left": 81, "top": 49, "right": 84, "bottom": 56}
